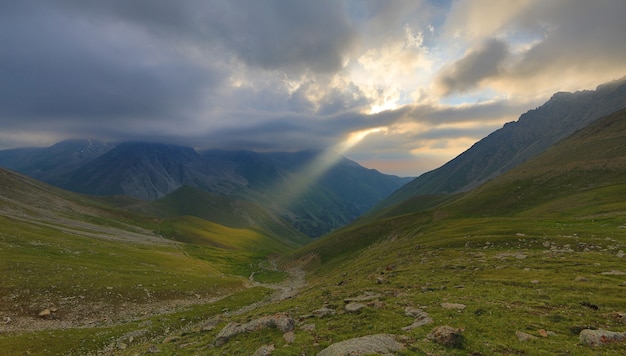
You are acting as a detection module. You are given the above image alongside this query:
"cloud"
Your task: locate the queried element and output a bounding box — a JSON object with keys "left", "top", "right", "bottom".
{"left": 1, "top": 1, "right": 625, "bottom": 176}
{"left": 435, "top": 38, "right": 510, "bottom": 95}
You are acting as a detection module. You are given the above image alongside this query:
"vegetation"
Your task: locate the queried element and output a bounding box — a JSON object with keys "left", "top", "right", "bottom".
{"left": 2, "top": 109, "right": 626, "bottom": 354}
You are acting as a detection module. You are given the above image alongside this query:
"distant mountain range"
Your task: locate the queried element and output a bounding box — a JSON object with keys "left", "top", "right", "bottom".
{"left": 3, "top": 77, "right": 625, "bottom": 238}
{"left": 379, "top": 76, "right": 626, "bottom": 208}
{"left": 0, "top": 141, "right": 411, "bottom": 237}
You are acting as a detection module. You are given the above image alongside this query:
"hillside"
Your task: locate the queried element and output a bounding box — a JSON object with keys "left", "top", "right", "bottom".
{"left": 380, "top": 76, "right": 626, "bottom": 208}
{"left": 0, "top": 167, "right": 303, "bottom": 350}
{"left": 133, "top": 185, "right": 309, "bottom": 246}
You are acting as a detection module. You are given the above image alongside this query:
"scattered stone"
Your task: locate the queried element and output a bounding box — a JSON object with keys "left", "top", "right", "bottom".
{"left": 201, "top": 316, "right": 222, "bottom": 331}
{"left": 367, "top": 300, "right": 385, "bottom": 309}
{"left": 345, "top": 303, "right": 366, "bottom": 313}
{"left": 214, "top": 313, "right": 295, "bottom": 347}
{"left": 538, "top": 329, "right": 548, "bottom": 338}
{"left": 146, "top": 345, "right": 161, "bottom": 353}
{"left": 252, "top": 344, "right": 275, "bottom": 356}
{"left": 516, "top": 331, "right": 537, "bottom": 342}
{"left": 312, "top": 306, "right": 336, "bottom": 318}
{"left": 283, "top": 331, "right": 295, "bottom": 344}
{"left": 601, "top": 270, "right": 626, "bottom": 275}
{"left": 344, "top": 292, "right": 381, "bottom": 303}
{"left": 530, "top": 280, "right": 540, "bottom": 284}
{"left": 376, "top": 276, "right": 387, "bottom": 284}
{"left": 402, "top": 308, "right": 433, "bottom": 331}
{"left": 579, "top": 329, "right": 626, "bottom": 346}
{"left": 317, "top": 334, "right": 405, "bottom": 356}
{"left": 441, "top": 303, "right": 466, "bottom": 310}
{"left": 617, "top": 250, "right": 625, "bottom": 258}
{"left": 38, "top": 309, "right": 51, "bottom": 319}
{"left": 428, "top": 326, "right": 464, "bottom": 348}
{"left": 575, "top": 276, "right": 589, "bottom": 282}
{"left": 620, "top": 281, "right": 626, "bottom": 287}
{"left": 300, "top": 323, "right": 316, "bottom": 332}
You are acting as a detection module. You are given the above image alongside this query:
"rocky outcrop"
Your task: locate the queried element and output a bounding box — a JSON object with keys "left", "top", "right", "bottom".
{"left": 428, "top": 326, "right": 464, "bottom": 348}
{"left": 579, "top": 329, "right": 626, "bottom": 346}
{"left": 214, "top": 313, "right": 295, "bottom": 347}
{"left": 402, "top": 307, "right": 433, "bottom": 331}
{"left": 317, "top": 334, "right": 404, "bottom": 356}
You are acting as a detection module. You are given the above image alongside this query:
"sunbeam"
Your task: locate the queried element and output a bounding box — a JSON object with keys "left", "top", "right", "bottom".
{"left": 272, "top": 127, "right": 388, "bottom": 212}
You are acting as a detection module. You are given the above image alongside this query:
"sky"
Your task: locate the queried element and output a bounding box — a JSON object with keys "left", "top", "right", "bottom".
{"left": 1, "top": 1, "right": 626, "bottom": 177}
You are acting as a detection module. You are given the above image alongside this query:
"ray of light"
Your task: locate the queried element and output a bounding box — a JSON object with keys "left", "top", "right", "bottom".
{"left": 271, "top": 127, "right": 388, "bottom": 213}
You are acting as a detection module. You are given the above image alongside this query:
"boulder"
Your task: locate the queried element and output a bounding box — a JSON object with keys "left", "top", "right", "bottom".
{"left": 428, "top": 326, "right": 464, "bottom": 348}
{"left": 441, "top": 303, "right": 466, "bottom": 310}
{"left": 252, "top": 344, "right": 275, "bottom": 356}
{"left": 312, "top": 306, "right": 336, "bottom": 318}
{"left": 402, "top": 307, "right": 433, "bottom": 331}
{"left": 345, "top": 303, "right": 366, "bottom": 313}
{"left": 579, "top": 329, "right": 626, "bottom": 346}
{"left": 515, "top": 331, "right": 537, "bottom": 342}
{"left": 214, "top": 314, "right": 295, "bottom": 347}
{"left": 317, "top": 334, "right": 404, "bottom": 356}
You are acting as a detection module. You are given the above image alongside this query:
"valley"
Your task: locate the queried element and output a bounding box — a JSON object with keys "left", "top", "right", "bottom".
{"left": 1, "top": 80, "right": 626, "bottom": 355}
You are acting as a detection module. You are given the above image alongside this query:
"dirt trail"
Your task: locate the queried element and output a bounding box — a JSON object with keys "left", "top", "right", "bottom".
{"left": 248, "top": 265, "right": 306, "bottom": 302}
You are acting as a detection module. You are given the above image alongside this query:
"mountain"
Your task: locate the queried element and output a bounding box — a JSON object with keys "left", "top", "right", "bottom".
{"left": 379, "top": 77, "right": 626, "bottom": 208}
{"left": 300, "top": 105, "right": 626, "bottom": 263}
{"left": 0, "top": 139, "right": 113, "bottom": 185}
{"left": 0, "top": 142, "right": 410, "bottom": 237}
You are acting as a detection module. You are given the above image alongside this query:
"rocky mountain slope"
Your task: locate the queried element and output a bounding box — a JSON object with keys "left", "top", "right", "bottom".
{"left": 380, "top": 76, "right": 626, "bottom": 208}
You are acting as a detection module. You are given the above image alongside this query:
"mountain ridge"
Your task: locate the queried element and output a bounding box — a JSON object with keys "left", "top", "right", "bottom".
{"left": 379, "top": 76, "right": 626, "bottom": 209}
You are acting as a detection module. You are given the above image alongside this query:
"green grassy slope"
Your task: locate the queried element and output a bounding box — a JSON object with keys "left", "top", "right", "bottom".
{"left": 133, "top": 185, "right": 309, "bottom": 246}
{"left": 0, "top": 168, "right": 301, "bottom": 354}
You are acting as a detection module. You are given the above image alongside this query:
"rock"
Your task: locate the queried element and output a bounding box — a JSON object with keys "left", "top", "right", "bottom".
{"left": 579, "top": 329, "right": 626, "bottom": 346}
{"left": 345, "top": 303, "right": 366, "bottom": 313}
{"left": 252, "top": 344, "right": 275, "bottom": 356}
{"left": 575, "top": 276, "right": 589, "bottom": 282}
{"left": 214, "top": 313, "right": 295, "bottom": 347}
{"left": 617, "top": 250, "right": 625, "bottom": 258}
{"left": 516, "top": 331, "right": 537, "bottom": 342}
{"left": 441, "top": 303, "right": 466, "bottom": 310}
{"left": 300, "top": 323, "right": 316, "bottom": 332}
{"left": 312, "top": 306, "right": 336, "bottom": 318}
{"left": 538, "top": 329, "right": 548, "bottom": 337}
{"left": 146, "top": 345, "right": 161, "bottom": 353}
{"left": 530, "top": 280, "right": 540, "bottom": 284}
{"left": 376, "top": 276, "right": 387, "bottom": 284}
{"left": 402, "top": 307, "right": 433, "bottom": 331}
{"left": 428, "top": 326, "right": 464, "bottom": 348}
{"left": 38, "top": 309, "right": 51, "bottom": 319}
{"left": 283, "top": 331, "right": 295, "bottom": 344}
{"left": 317, "top": 334, "right": 405, "bottom": 356}
{"left": 601, "top": 270, "right": 626, "bottom": 275}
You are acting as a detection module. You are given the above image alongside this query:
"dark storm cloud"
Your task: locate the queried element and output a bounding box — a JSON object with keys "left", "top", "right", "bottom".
{"left": 0, "top": 1, "right": 356, "bottom": 135}
{"left": 436, "top": 38, "right": 509, "bottom": 95}
{"left": 0, "top": 2, "right": 222, "bottom": 126}
{"left": 54, "top": 0, "right": 355, "bottom": 74}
